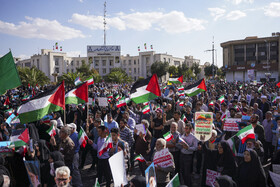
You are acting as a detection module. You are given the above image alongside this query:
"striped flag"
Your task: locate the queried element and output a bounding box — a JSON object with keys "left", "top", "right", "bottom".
{"left": 74, "top": 77, "right": 82, "bottom": 86}
{"left": 181, "top": 114, "right": 187, "bottom": 122}
{"left": 142, "top": 105, "right": 150, "bottom": 114}
{"left": 218, "top": 95, "right": 225, "bottom": 103}
{"left": 178, "top": 85, "right": 184, "bottom": 91}
{"left": 98, "top": 134, "right": 113, "bottom": 156}
{"left": 117, "top": 97, "right": 126, "bottom": 108}
{"left": 46, "top": 124, "right": 56, "bottom": 137}
{"left": 163, "top": 131, "right": 173, "bottom": 141}
{"left": 134, "top": 154, "right": 145, "bottom": 162}
{"left": 166, "top": 173, "right": 180, "bottom": 187}
{"left": 78, "top": 127, "right": 88, "bottom": 148}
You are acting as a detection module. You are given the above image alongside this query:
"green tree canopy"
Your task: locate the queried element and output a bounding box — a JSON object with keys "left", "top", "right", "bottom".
{"left": 168, "top": 65, "right": 178, "bottom": 75}
{"left": 191, "top": 63, "right": 201, "bottom": 80}
{"left": 105, "top": 68, "right": 132, "bottom": 83}
{"left": 151, "top": 61, "right": 169, "bottom": 81}
{"left": 204, "top": 64, "right": 218, "bottom": 78}
{"left": 58, "top": 72, "right": 85, "bottom": 86}
{"left": 17, "top": 66, "right": 50, "bottom": 86}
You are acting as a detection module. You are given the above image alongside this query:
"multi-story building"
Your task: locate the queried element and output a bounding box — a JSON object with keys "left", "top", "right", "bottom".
{"left": 221, "top": 33, "right": 280, "bottom": 82}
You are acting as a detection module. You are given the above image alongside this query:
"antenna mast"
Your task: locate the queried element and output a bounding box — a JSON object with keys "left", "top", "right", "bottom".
{"left": 103, "top": 1, "right": 107, "bottom": 46}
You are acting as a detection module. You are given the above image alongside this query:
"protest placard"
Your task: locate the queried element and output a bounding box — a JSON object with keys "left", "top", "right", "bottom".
{"left": 194, "top": 112, "right": 213, "bottom": 141}
{"left": 24, "top": 160, "right": 40, "bottom": 187}
{"left": 223, "top": 118, "right": 241, "bottom": 131}
{"left": 269, "top": 171, "right": 280, "bottom": 187}
{"left": 273, "top": 164, "right": 280, "bottom": 175}
{"left": 241, "top": 115, "right": 251, "bottom": 121}
{"left": 97, "top": 97, "right": 108, "bottom": 107}
{"left": 87, "top": 98, "right": 93, "bottom": 105}
{"left": 145, "top": 162, "right": 156, "bottom": 187}
{"left": 0, "top": 141, "right": 13, "bottom": 156}
{"left": 108, "top": 151, "right": 128, "bottom": 187}
{"left": 5, "top": 114, "right": 16, "bottom": 126}
{"left": 135, "top": 124, "right": 146, "bottom": 135}
{"left": 153, "top": 148, "right": 173, "bottom": 168}
{"left": 206, "top": 169, "right": 220, "bottom": 186}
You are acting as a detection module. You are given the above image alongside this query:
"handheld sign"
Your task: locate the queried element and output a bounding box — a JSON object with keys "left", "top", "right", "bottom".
{"left": 153, "top": 148, "right": 174, "bottom": 168}
{"left": 224, "top": 118, "right": 241, "bottom": 131}
{"left": 194, "top": 112, "right": 213, "bottom": 141}
{"left": 135, "top": 124, "right": 146, "bottom": 135}
{"left": 206, "top": 169, "right": 220, "bottom": 186}
{"left": 108, "top": 151, "right": 128, "bottom": 187}
{"left": 145, "top": 162, "right": 156, "bottom": 187}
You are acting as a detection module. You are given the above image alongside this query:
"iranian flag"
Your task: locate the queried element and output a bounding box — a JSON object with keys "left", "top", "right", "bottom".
{"left": 239, "top": 85, "right": 243, "bottom": 89}
{"left": 22, "top": 95, "right": 32, "bottom": 101}
{"left": 184, "top": 79, "right": 207, "bottom": 96}
{"left": 143, "top": 101, "right": 149, "bottom": 105}
{"left": 74, "top": 77, "right": 82, "bottom": 86}
{"left": 78, "top": 127, "right": 88, "bottom": 148}
{"left": 107, "top": 93, "right": 113, "bottom": 98}
{"left": 258, "top": 85, "right": 264, "bottom": 92}
{"left": 166, "top": 173, "right": 180, "bottom": 187}
{"left": 134, "top": 155, "right": 146, "bottom": 162}
{"left": 179, "top": 92, "right": 185, "bottom": 97}
{"left": 17, "top": 82, "right": 65, "bottom": 124}
{"left": 272, "top": 96, "right": 277, "bottom": 103}
{"left": 218, "top": 95, "right": 225, "bottom": 103}
{"left": 169, "top": 75, "right": 183, "bottom": 84}
{"left": 46, "top": 124, "right": 56, "bottom": 137}
{"left": 209, "top": 101, "right": 214, "bottom": 106}
{"left": 178, "top": 85, "right": 184, "bottom": 91}
{"left": 10, "top": 128, "right": 30, "bottom": 148}
{"left": 181, "top": 114, "right": 187, "bottom": 122}
{"left": 142, "top": 105, "right": 150, "bottom": 114}
{"left": 163, "top": 131, "right": 173, "bottom": 141}
{"left": 5, "top": 108, "right": 13, "bottom": 116}
{"left": 130, "top": 74, "right": 161, "bottom": 104}
{"left": 65, "top": 83, "right": 88, "bottom": 105}
{"left": 98, "top": 134, "right": 113, "bottom": 156}
{"left": 179, "top": 101, "right": 184, "bottom": 106}
{"left": 85, "top": 76, "right": 94, "bottom": 85}
{"left": 236, "top": 125, "right": 255, "bottom": 144}
{"left": 162, "top": 86, "right": 167, "bottom": 90}
{"left": 117, "top": 97, "right": 126, "bottom": 108}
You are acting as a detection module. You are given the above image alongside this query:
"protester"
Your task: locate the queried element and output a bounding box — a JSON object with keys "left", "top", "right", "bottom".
{"left": 55, "top": 166, "right": 72, "bottom": 187}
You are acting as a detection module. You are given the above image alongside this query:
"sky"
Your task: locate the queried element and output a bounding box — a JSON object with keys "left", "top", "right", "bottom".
{"left": 0, "top": 0, "right": 280, "bottom": 67}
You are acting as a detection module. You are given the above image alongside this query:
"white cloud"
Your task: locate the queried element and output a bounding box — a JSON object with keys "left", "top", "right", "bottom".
{"left": 69, "top": 11, "right": 206, "bottom": 33}
{"left": 226, "top": 10, "right": 246, "bottom": 20}
{"left": 264, "top": 2, "right": 280, "bottom": 17}
{"left": 228, "top": 0, "right": 254, "bottom": 5}
{"left": 79, "top": 0, "right": 83, "bottom": 3}
{"left": 0, "top": 16, "right": 85, "bottom": 41}
{"left": 208, "top": 8, "right": 226, "bottom": 21}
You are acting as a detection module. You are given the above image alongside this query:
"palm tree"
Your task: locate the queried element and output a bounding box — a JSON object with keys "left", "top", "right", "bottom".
{"left": 58, "top": 72, "right": 85, "bottom": 86}
{"left": 17, "top": 66, "right": 50, "bottom": 86}
{"left": 105, "top": 70, "right": 132, "bottom": 83}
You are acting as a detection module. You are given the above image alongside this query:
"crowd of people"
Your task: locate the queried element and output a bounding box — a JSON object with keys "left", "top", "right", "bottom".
{"left": 0, "top": 80, "right": 280, "bottom": 187}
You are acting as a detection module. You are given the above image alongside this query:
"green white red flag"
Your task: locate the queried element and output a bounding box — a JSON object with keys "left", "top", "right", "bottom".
{"left": 184, "top": 79, "right": 207, "bottom": 96}
{"left": 117, "top": 97, "right": 126, "bottom": 108}
{"left": 98, "top": 134, "right": 113, "bottom": 156}
{"left": 65, "top": 82, "right": 88, "bottom": 105}
{"left": 236, "top": 125, "right": 255, "bottom": 144}
{"left": 163, "top": 131, "right": 173, "bottom": 141}
{"left": 46, "top": 124, "right": 56, "bottom": 137}
{"left": 218, "top": 95, "right": 225, "bottom": 103}
{"left": 134, "top": 154, "right": 146, "bottom": 162}
{"left": 78, "top": 127, "right": 88, "bottom": 148}
{"left": 142, "top": 105, "right": 150, "bottom": 114}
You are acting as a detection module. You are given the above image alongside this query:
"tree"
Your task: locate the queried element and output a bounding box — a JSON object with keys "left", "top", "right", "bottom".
{"left": 191, "top": 63, "right": 201, "bottom": 79}
{"left": 185, "top": 68, "right": 194, "bottom": 81}
{"left": 151, "top": 61, "right": 169, "bottom": 81}
{"left": 204, "top": 64, "right": 218, "bottom": 78}
{"left": 17, "top": 66, "right": 50, "bottom": 86}
{"left": 105, "top": 68, "right": 132, "bottom": 83}
{"left": 168, "top": 65, "right": 178, "bottom": 75}
{"left": 217, "top": 67, "right": 226, "bottom": 79}
{"left": 58, "top": 72, "right": 85, "bottom": 86}
{"left": 76, "top": 60, "right": 91, "bottom": 77}
{"left": 177, "top": 63, "right": 189, "bottom": 81}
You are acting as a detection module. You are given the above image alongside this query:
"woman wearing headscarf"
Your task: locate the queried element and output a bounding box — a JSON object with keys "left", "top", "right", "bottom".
{"left": 46, "top": 151, "right": 65, "bottom": 187}
{"left": 237, "top": 149, "right": 266, "bottom": 187}
{"left": 217, "top": 141, "right": 237, "bottom": 180}
{"left": 214, "top": 175, "right": 237, "bottom": 187}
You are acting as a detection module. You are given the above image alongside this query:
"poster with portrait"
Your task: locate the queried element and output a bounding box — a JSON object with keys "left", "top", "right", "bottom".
{"left": 194, "top": 112, "right": 213, "bottom": 141}
{"left": 24, "top": 160, "right": 40, "bottom": 187}
{"left": 145, "top": 162, "right": 157, "bottom": 187}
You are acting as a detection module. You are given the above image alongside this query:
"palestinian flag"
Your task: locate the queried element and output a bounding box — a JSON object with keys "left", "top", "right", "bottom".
{"left": 163, "top": 131, "right": 173, "bottom": 141}
{"left": 107, "top": 93, "right": 113, "bottom": 98}
{"left": 166, "top": 173, "right": 180, "bottom": 187}
{"left": 142, "top": 105, "right": 150, "bottom": 114}
{"left": 130, "top": 74, "right": 161, "bottom": 104}
{"left": 65, "top": 83, "right": 88, "bottom": 105}
{"left": 85, "top": 76, "right": 94, "bottom": 85}
{"left": 78, "top": 127, "right": 88, "bottom": 148}
{"left": 98, "top": 134, "right": 113, "bottom": 156}
{"left": 181, "top": 114, "right": 187, "bottom": 122}
{"left": 125, "top": 98, "right": 131, "bottom": 104}
{"left": 117, "top": 97, "right": 126, "bottom": 108}
{"left": 169, "top": 75, "right": 183, "bottom": 84}
{"left": 218, "top": 95, "right": 225, "bottom": 104}
{"left": 184, "top": 79, "right": 207, "bottom": 96}
{"left": 3, "top": 97, "right": 9, "bottom": 107}
{"left": 209, "top": 101, "right": 214, "bottom": 106}
{"left": 134, "top": 155, "right": 146, "bottom": 162}
{"left": 236, "top": 125, "right": 255, "bottom": 144}
{"left": 10, "top": 128, "right": 30, "bottom": 148}
{"left": 46, "top": 124, "right": 56, "bottom": 137}
{"left": 258, "top": 85, "right": 264, "bottom": 92}
{"left": 179, "top": 101, "right": 184, "bottom": 106}
{"left": 74, "top": 77, "right": 82, "bottom": 86}
{"left": 239, "top": 85, "right": 243, "bottom": 89}
{"left": 178, "top": 85, "right": 184, "bottom": 91}
{"left": 17, "top": 82, "right": 65, "bottom": 124}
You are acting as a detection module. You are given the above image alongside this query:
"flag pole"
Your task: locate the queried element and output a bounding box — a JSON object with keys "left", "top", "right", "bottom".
{"left": 64, "top": 109, "right": 66, "bottom": 125}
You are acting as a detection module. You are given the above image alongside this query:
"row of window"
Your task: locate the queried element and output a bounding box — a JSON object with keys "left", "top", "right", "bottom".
{"left": 95, "top": 60, "right": 114, "bottom": 67}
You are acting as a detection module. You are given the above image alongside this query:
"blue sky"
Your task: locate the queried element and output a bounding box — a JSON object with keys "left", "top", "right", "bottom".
{"left": 0, "top": 0, "right": 280, "bottom": 67}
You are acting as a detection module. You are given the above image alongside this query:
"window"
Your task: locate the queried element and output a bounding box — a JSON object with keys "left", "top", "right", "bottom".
{"left": 109, "top": 60, "right": 113, "bottom": 66}
{"left": 134, "top": 60, "right": 136, "bottom": 65}
{"left": 95, "top": 60, "right": 99, "bottom": 66}
{"left": 103, "top": 68, "right": 106, "bottom": 74}
{"left": 102, "top": 60, "right": 106, "bottom": 66}
{"left": 25, "top": 62, "right": 31, "bottom": 67}
{"left": 55, "top": 58, "right": 59, "bottom": 66}
{"left": 129, "top": 68, "right": 132, "bottom": 74}
{"left": 138, "top": 59, "right": 139, "bottom": 64}
{"left": 128, "top": 60, "right": 131, "bottom": 65}
{"left": 163, "top": 58, "right": 166, "bottom": 62}
{"left": 123, "top": 60, "right": 126, "bottom": 65}
{"left": 71, "top": 61, "right": 74, "bottom": 66}
{"left": 134, "top": 68, "right": 137, "bottom": 73}
{"left": 67, "top": 69, "right": 69, "bottom": 73}
{"left": 55, "top": 67, "right": 59, "bottom": 73}
{"left": 71, "top": 69, "right": 74, "bottom": 73}
{"left": 37, "top": 59, "right": 39, "bottom": 68}
{"left": 76, "top": 61, "right": 79, "bottom": 66}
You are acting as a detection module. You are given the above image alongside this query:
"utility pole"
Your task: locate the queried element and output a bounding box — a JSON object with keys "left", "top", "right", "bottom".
{"left": 103, "top": 1, "right": 107, "bottom": 46}
{"left": 205, "top": 37, "right": 216, "bottom": 80}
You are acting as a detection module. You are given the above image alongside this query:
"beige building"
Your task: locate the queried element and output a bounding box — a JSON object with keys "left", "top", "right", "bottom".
{"left": 221, "top": 33, "right": 280, "bottom": 82}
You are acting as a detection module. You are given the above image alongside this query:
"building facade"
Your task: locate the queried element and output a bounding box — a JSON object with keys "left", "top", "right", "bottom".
{"left": 221, "top": 33, "right": 280, "bottom": 82}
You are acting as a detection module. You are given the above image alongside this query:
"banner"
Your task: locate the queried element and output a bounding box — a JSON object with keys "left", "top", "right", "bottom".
{"left": 153, "top": 148, "right": 173, "bottom": 168}
{"left": 24, "top": 160, "right": 41, "bottom": 187}
{"left": 224, "top": 118, "right": 241, "bottom": 131}
{"left": 135, "top": 124, "right": 146, "bottom": 135}
{"left": 108, "top": 151, "right": 128, "bottom": 187}
{"left": 145, "top": 162, "right": 156, "bottom": 187}
{"left": 97, "top": 97, "right": 108, "bottom": 107}
{"left": 194, "top": 112, "right": 213, "bottom": 141}
{"left": 206, "top": 169, "right": 220, "bottom": 186}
